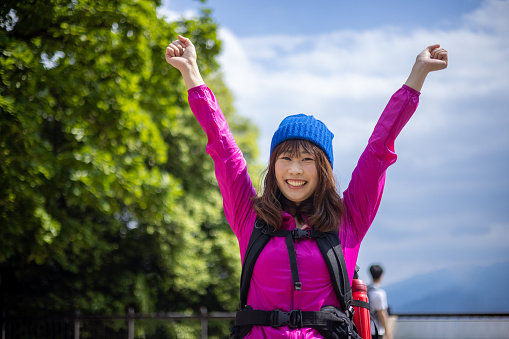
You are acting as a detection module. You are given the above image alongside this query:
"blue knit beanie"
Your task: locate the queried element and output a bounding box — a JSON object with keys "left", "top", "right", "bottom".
{"left": 270, "top": 114, "right": 334, "bottom": 168}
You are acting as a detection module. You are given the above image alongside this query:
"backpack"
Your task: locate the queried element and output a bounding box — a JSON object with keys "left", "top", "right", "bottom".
{"left": 230, "top": 218, "right": 365, "bottom": 339}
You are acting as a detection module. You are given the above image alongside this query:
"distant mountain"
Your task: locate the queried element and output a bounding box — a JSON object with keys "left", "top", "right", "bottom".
{"left": 382, "top": 261, "right": 509, "bottom": 314}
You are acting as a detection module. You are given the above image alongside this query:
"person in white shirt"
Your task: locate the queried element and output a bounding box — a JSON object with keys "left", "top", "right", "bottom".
{"left": 368, "top": 265, "right": 392, "bottom": 339}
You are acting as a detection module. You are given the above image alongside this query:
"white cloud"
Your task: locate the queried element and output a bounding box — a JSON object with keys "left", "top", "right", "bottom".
{"left": 217, "top": 0, "right": 509, "bottom": 161}
{"left": 463, "top": 0, "right": 509, "bottom": 33}
{"left": 359, "top": 217, "right": 509, "bottom": 284}
{"left": 157, "top": 0, "right": 199, "bottom": 22}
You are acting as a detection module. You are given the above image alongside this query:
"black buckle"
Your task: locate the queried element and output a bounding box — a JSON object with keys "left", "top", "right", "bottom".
{"left": 292, "top": 229, "right": 311, "bottom": 239}
{"left": 270, "top": 309, "right": 303, "bottom": 328}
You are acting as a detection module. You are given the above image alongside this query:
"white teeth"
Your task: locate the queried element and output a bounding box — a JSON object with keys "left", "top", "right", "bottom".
{"left": 287, "top": 180, "right": 306, "bottom": 187}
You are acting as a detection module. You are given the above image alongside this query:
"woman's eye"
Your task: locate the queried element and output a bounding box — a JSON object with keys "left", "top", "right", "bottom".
{"left": 303, "top": 157, "right": 314, "bottom": 161}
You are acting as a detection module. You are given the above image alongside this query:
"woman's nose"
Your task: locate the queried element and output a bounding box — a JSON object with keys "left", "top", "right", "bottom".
{"left": 288, "top": 162, "right": 303, "bottom": 174}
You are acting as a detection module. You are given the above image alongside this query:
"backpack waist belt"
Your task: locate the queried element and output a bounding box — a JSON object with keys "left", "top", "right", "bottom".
{"left": 235, "top": 308, "right": 333, "bottom": 328}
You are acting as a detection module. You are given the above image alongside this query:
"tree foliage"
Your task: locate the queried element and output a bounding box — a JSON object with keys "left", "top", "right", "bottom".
{"left": 0, "top": 0, "right": 259, "bottom": 334}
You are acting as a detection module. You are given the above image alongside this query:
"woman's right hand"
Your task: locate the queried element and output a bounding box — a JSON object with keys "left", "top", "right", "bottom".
{"left": 166, "top": 35, "right": 204, "bottom": 89}
{"left": 165, "top": 35, "right": 197, "bottom": 72}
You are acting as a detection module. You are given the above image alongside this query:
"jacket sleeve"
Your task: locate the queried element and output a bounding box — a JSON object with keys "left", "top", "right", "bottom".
{"left": 341, "top": 85, "right": 420, "bottom": 242}
{"left": 187, "top": 84, "right": 257, "bottom": 238}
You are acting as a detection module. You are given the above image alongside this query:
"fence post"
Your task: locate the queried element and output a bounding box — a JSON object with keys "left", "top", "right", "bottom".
{"left": 200, "top": 307, "right": 207, "bottom": 339}
{"left": 2, "top": 311, "right": 5, "bottom": 339}
{"left": 74, "top": 310, "right": 80, "bottom": 339}
{"left": 128, "top": 308, "right": 134, "bottom": 339}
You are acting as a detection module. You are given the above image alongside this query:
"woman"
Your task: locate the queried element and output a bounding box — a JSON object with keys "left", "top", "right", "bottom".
{"left": 166, "top": 35, "right": 447, "bottom": 338}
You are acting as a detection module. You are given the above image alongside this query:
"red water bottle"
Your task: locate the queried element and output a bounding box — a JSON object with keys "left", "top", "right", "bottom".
{"left": 352, "top": 277, "right": 371, "bottom": 339}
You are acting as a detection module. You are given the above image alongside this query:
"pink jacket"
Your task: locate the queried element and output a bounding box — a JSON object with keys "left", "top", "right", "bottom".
{"left": 188, "top": 84, "right": 419, "bottom": 338}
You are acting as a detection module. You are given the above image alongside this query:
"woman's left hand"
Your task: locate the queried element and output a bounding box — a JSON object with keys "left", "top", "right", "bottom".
{"left": 405, "top": 44, "right": 448, "bottom": 91}
{"left": 415, "top": 44, "right": 448, "bottom": 73}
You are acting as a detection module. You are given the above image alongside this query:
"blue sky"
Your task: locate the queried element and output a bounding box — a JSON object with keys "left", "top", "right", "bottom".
{"left": 164, "top": 0, "right": 483, "bottom": 36}
{"left": 160, "top": 0, "right": 509, "bottom": 285}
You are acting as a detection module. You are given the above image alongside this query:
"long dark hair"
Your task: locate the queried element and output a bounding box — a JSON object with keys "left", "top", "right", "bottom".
{"left": 252, "top": 139, "right": 344, "bottom": 232}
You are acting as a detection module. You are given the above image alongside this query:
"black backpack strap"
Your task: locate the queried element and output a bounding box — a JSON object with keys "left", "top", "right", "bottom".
{"left": 350, "top": 299, "right": 370, "bottom": 310}
{"left": 316, "top": 232, "right": 353, "bottom": 315}
{"left": 239, "top": 218, "right": 272, "bottom": 309}
{"left": 284, "top": 232, "right": 302, "bottom": 290}
{"left": 270, "top": 227, "right": 325, "bottom": 291}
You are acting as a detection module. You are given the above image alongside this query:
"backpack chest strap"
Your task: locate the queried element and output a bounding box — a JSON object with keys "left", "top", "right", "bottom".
{"left": 264, "top": 227, "right": 325, "bottom": 291}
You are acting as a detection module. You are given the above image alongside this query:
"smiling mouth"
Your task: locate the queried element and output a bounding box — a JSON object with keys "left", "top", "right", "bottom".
{"left": 286, "top": 179, "right": 307, "bottom": 187}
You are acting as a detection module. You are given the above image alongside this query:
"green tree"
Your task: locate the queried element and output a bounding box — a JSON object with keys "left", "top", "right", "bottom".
{"left": 0, "top": 0, "right": 259, "bottom": 336}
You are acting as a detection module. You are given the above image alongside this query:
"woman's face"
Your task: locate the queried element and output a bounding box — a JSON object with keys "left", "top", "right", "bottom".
{"left": 275, "top": 148, "right": 318, "bottom": 206}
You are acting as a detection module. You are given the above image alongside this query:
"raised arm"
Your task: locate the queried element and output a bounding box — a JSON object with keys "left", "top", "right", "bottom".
{"left": 405, "top": 44, "right": 448, "bottom": 92}
{"left": 165, "top": 35, "right": 205, "bottom": 90}
{"left": 165, "top": 35, "right": 257, "bottom": 240}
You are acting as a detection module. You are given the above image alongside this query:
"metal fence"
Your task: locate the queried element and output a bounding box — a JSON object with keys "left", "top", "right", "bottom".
{"left": 4, "top": 310, "right": 509, "bottom": 339}
{"left": 1, "top": 308, "right": 236, "bottom": 339}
